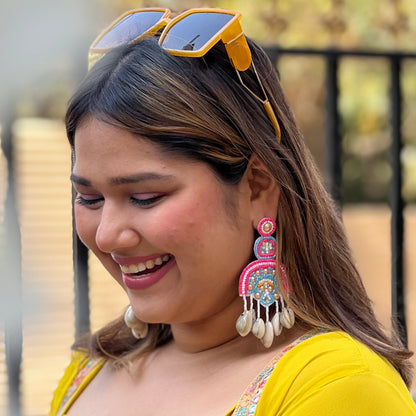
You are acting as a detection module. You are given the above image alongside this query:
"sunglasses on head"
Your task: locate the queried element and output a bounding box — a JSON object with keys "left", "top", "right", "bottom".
{"left": 89, "top": 8, "right": 281, "bottom": 142}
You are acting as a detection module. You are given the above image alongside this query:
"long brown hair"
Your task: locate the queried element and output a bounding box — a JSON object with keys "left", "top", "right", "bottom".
{"left": 66, "top": 37, "right": 413, "bottom": 385}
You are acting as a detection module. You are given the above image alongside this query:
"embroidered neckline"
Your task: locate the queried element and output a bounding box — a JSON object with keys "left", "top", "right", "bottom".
{"left": 231, "top": 327, "right": 329, "bottom": 416}
{"left": 58, "top": 328, "right": 328, "bottom": 416}
{"left": 57, "top": 356, "right": 105, "bottom": 416}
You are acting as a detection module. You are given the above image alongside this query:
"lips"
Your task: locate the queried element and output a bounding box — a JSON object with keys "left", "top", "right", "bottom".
{"left": 113, "top": 254, "right": 175, "bottom": 290}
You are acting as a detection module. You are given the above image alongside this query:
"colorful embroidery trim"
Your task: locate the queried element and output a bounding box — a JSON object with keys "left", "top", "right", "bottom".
{"left": 57, "top": 357, "right": 104, "bottom": 416}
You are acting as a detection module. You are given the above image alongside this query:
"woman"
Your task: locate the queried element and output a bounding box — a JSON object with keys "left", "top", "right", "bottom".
{"left": 50, "top": 7, "right": 416, "bottom": 416}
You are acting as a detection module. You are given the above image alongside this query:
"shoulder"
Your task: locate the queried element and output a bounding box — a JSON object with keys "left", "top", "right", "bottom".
{"left": 278, "top": 330, "right": 393, "bottom": 378}
{"left": 257, "top": 331, "right": 416, "bottom": 415}
{"left": 49, "top": 349, "right": 105, "bottom": 416}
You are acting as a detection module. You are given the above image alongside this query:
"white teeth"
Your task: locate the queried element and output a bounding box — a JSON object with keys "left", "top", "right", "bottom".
{"left": 128, "top": 264, "right": 138, "bottom": 273}
{"left": 119, "top": 255, "right": 170, "bottom": 274}
{"left": 145, "top": 260, "right": 155, "bottom": 269}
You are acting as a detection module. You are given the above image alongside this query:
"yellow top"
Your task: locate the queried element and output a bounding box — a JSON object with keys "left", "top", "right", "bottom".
{"left": 49, "top": 330, "right": 416, "bottom": 415}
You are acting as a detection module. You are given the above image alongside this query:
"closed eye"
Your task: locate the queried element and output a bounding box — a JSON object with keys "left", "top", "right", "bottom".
{"left": 75, "top": 194, "right": 104, "bottom": 207}
{"left": 131, "top": 193, "right": 167, "bottom": 207}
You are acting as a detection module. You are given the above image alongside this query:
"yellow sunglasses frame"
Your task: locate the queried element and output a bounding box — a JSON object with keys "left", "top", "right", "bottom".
{"left": 89, "top": 8, "right": 171, "bottom": 68}
{"left": 88, "top": 8, "right": 281, "bottom": 141}
{"left": 158, "top": 9, "right": 251, "bottom": 72}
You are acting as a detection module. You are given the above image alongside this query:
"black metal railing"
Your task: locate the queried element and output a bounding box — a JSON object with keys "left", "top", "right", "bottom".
{"left": 264, "top": 46, "right": 413, "bottom": 347}
{"left": 2, "top": 45, "right": 415, "bottom": 415}
{"left": 1, "top": 105, "right": 23, "bottom": 416}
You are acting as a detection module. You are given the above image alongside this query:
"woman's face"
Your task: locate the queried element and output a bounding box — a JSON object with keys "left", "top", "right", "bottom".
{"left": 71, "top": 116, "right": 255, "bottom": 325}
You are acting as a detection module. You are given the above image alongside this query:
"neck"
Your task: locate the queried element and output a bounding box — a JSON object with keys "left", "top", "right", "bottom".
{"left": 169, "top": 297, "right": 243, "bottom": 353}
{"left": 168, "top": 296, "right": 306, "bottom": 355}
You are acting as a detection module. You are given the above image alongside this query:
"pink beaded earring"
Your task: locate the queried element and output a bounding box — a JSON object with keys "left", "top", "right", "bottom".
{"left": 236, "top": 217, "right": 295, "bottom": 347}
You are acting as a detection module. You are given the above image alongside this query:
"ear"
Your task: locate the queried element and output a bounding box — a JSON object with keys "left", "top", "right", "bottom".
{"left": 244, "top": 154, "right": 280, "bottom": 228}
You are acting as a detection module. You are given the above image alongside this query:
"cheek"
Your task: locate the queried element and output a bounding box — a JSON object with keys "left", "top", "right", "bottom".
{"left": 74, "top": 206, "right": 98, "bottom": 249}
{"left": 150, "top": 197, "right": 215, "bottom": 250}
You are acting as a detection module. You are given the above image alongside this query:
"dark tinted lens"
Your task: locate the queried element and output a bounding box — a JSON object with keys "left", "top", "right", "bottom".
{"left": 161, "top": 12, "right": 234, "bottom": 51}
{"left": 94, "top": 11, "right": 165, "bottom": 49}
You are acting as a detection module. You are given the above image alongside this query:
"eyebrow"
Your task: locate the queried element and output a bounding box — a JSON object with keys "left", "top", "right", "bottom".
{"left": 70, "top": 172, "right": 174, "bottom": 186}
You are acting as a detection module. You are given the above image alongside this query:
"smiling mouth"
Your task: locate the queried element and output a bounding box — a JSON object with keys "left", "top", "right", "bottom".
{"left": 120, "top": 255, "right": 172, "bottom": 277}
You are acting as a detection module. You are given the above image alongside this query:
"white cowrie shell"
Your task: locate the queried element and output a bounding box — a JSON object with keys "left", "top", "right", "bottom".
{"left": 236, "top": 311, "right": 253, "bottom": 337}
{"left": 252, "top": 318, "right": 266, "bottom": 339}
{"left": 124, "top": 305, "right": 141, "bottom": 327}
{"left": 132, "top": 324, "right": 149, "bottom": 339}
{"left": 272, "top": 312, "right": 282, "bottom": 336}
{"left": 124, "top": 306, "right": 149, "bottom": 339}
{"left": 287, "top": 307, "right": 295, "bottom": 327}
{"left": 261, "top": 321, "right": 274, "bottom": 348}
{"left": 280, "top": 307, "right": 295, "bottom": 329}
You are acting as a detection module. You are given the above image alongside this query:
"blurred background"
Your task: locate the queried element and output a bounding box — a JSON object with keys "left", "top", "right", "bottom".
{"left": 0, "top": 0, "right": 415, "bottom": 414}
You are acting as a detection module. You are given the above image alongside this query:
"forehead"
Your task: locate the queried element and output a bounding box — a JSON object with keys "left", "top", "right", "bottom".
{"left": 73, "top": 116, "right": 167, "bottom": 166}
{"left": 74, "top": 116, "right": 150, "bottom": 153}
{"left": 72, "top": 116, "right": 217, "bottom": 185}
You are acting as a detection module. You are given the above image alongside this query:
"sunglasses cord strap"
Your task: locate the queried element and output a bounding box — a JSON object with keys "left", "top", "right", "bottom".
{"left": 235, "top": 63, "right": 281, "bottom": 142}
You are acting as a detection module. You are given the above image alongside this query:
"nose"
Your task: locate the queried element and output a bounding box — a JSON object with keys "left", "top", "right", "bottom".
{"left": 95, "top": 203, "right": 141, "bottom": 253}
